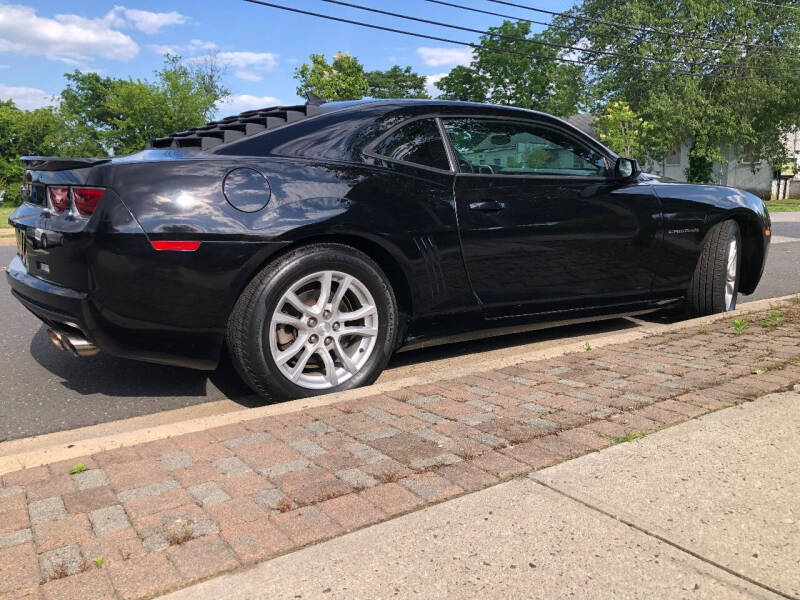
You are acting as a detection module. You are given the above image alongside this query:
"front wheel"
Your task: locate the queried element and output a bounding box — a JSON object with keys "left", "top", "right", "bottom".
{"left": 687, "top": 219, "right": 741, "bottom": 316}
{"left": 227, "top": 244, "right": 398, "bottom": 402}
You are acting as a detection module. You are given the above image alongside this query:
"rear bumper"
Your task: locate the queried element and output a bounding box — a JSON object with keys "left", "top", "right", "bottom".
{"left": 6, "top": 254, "right": 222, "bottom": 370}
{"left": 7, "top": 254, "right": 91, "bottom": 334}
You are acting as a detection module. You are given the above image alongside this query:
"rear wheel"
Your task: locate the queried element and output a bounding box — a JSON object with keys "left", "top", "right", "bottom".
{"left": 687, "top": 219, "right": 741, "bottom": 316}
{"left": 227, "top": 244, "right": 398, "bottom": 401}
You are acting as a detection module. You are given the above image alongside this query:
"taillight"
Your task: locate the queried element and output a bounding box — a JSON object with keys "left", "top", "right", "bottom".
{"left": 45, "top": 186, "right": 105, "bottom": 218}
{"left": 47, "top": 187, "right": 69, "bottom": 213}
{"left": 73, "top": 188, "right": 104, "bottom": 217}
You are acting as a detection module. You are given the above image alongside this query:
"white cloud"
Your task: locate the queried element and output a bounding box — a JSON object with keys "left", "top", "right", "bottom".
{"left": 149, "top": 44, "right": 179, "bottom": 56}
{"left": 217, "top": 51, "right": 279, "bottom": 71}
{"left": 196, "top": 51, "right": 279, "bottom": 82}
{"left": 0, "top": 4, "right": 139, "bottom": 64}
{"left": 117, "top": 7, "right": 188, "bottom": 35}
{"left": 187, "top": 39, "right": 218, "bottom": 52}
{"left": 417, "top": 47, "right": 472, "bottom": 67}
{"left": 234, "top": 69, "right": 262, "bottom": 82}
{"left": 0, "top": 83, "right": 57, "bottom": 110}
{"left": 425, "top": 73, "right": 448, "bottom": 98}
{"left": 218, "top": 94, "right": 282, "bottom": 116}
{"left": 150, "top": 39, "right": 219, "bottom": 57}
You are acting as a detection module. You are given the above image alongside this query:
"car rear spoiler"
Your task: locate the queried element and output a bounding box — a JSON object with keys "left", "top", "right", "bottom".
{"left": 20, "top": 156, "right": 110, "bottom": 171}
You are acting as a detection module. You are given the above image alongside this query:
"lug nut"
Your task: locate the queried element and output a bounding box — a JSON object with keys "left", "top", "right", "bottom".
{"left": 324, "top": 336, "right": 333, "bottom": 346}
{"left": 323, "top": 309, "right": 332, "bottom": 319}
{"left": 309, "top": 334, "right": 319, "bottom": 344}
{"left": 332, "top": 322, "right": 340, "bottom": 331}
{"left": 307, "top": 317, "right": 318, "bottom": 327}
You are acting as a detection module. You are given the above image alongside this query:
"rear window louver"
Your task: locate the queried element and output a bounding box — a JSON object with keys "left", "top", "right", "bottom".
{"left": 147, "top": 103, "right": 325, "bottom": 151}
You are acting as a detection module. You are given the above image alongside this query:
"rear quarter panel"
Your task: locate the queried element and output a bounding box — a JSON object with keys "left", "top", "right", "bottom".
{"left": 102, "top": 154, "right": 473, "bottom": 337}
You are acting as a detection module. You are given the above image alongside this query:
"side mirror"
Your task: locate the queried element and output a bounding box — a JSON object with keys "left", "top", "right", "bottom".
{"left": 615, "top": 157, "right": 640, "bottom": 180}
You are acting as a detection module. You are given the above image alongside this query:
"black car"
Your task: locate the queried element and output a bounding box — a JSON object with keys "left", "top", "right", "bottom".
{"left": 6, "top": 98, "right": 771, "bottom": 400}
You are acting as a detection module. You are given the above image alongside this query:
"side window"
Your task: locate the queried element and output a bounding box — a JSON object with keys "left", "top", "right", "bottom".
{"left": 374, "top": 118, "right": 450, "bottom": 170}
{"left": 441, "top": 118, "right": 608, "bottom": 177}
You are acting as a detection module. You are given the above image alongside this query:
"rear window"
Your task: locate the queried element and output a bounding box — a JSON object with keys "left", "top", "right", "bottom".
{"left": 374, "top": 119, "right": 450, "bottom": 171}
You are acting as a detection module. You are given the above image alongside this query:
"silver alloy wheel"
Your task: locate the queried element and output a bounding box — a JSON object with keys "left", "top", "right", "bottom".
{"left": 724, "top": 235, "right": 738, "bottom": 311}
{"left": 268, "top": 270, "right": 379, "bottom": 390}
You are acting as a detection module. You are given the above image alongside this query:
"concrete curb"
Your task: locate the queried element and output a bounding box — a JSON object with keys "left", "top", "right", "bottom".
{"left": 1, "top": 293, "right": 796, "bottom": 475}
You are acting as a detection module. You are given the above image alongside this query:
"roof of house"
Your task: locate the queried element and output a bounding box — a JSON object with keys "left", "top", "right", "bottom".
{"left": 565, "top": 114, "right": 598, "bottom": 140}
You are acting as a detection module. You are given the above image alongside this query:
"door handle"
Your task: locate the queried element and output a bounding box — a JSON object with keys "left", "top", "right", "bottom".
{"left": 469, "top": 200, "right": 505, "bottom": 212}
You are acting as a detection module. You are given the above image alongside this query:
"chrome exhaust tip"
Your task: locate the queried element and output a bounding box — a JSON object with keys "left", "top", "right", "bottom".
{"left": 47, "top": 328, "right": 67, "bottom": 351}
{"left": 46, "top": 328, "right": 101, "bottom": 357}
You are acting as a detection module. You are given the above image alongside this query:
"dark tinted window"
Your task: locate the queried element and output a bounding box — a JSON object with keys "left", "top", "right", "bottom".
{"left": 374, "top": 119, "right": 450, "bottom": 170}
{"left": 442, "top": 118, "right": 608, "bottom": 177}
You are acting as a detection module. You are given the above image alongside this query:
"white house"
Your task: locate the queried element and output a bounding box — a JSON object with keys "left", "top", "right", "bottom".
{"left": 566, "top": 114, "right": 800, "bottom": 199}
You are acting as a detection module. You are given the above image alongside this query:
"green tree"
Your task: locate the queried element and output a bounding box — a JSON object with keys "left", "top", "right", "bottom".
{"left": 59, "top": 55, "right": 228, "bottom": 156}
{"left": 0, "top": 101, "right": 64, "bottom": 204}
{"left": 549, "top": 0, "right": 800, "bottom": 181}
{"left": 435, "top": 21, "right": 585, "bottom": 116}
{"left": 294, "top": 52, "right": 368, "bottom": 101}
{"left": 593, "top": 101, "right": 653, "bottom": 162}
{"left": 366, "top": 65, "right": 429, "bottom": 99}
{"left": 58, "top": 71, "right": 116, "bottom": 156}
{"left": 435, "top": 65, "right": 487, "bottom": 103}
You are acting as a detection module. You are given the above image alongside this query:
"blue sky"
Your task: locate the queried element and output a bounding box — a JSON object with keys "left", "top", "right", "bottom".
{"left": 0, "top": 0, "right": 573, "bottom": 117}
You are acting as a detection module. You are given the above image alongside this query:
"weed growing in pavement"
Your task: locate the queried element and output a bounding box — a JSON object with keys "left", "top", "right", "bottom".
{"left": 584, "top": 342, "right": 592, "bottom": 351}
{"left": 508, "top": 431, "right": 536, "bottom": 445}
{"left": 49, "top": 562, "right": 69, "bottom": 581}
{"left": 165, "top": 520, "right": 194, "bottom": 546}
{"left": 732, "top": 318, "right": 751, "bottom": 334}
{"left": 276, "top": 498, "right": 294, "bottom": 513}
{"left": 378, "top": 468, "right": 401, "bottom": 483}
{"left": 698, "top": 324, "right": 707, "bottom": 334}
{"left": 607, "top": 430, "right": 650, "bottom": 444}
{"left": 754, "top": 369, "right": 766, "bottom": 375}
{"left": 459, "top": 446, "right": 479, "bottom": 460}
{"left": 760, "top": 311, "right": 784, "bottom": 328}
{"left": 93, "top": 557, "right": 104, "bottom": 568}
{"left": 69, "top": 463, "right": 87, "bottom": 474}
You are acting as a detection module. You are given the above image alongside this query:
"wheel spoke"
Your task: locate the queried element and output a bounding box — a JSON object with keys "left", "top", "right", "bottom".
{"left": 273, "top": 313, "right": 305, "bottom": 329}
{"left": 313, "top": 271, "right": 332, "bottom": 313}
{"left": 284, "top": 292, "right": 309, "bottom": 315}
{"left": 330, "top": 275, "right": 353, "bottom": 312}
{"left": 317, "top": 348, "right": 339, "bottom": 386}
{"left": 339, "top": 326, "right": 378, "bottom": 337}
{"left": 338, "top": 305, "right": 377, "bottom": 322}
{"left": 275, "top": 334, "right": 308, "bottom": 366}
{"left": 334, "top": 339, "right": 358, "bottom": 374}
{"left": 289, "top": 346, "right": 314, "bottom": 381}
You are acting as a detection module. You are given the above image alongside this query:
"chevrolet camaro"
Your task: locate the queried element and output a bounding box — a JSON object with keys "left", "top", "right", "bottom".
{"left": 6, "top": 98, "right": 771, "bottom": 400}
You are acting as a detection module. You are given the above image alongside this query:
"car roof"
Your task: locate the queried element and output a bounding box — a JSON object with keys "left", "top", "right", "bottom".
{"left": 147, "top": 97, "right": 582, "bottom": 153}
{"left": 319, "top": 97, "right": 552, "bottom": 119}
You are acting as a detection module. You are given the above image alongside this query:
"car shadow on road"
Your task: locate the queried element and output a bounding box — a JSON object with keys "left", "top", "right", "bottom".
{"left": 28, "top": 325, "right": 264, "bottom": 406}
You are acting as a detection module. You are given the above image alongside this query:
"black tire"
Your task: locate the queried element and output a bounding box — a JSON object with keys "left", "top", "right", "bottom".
{"left": 687, "top": 219, "right": 741, "bottom": 316}
{"left": 227, "top": 243, "right": 398, "bottom": 402}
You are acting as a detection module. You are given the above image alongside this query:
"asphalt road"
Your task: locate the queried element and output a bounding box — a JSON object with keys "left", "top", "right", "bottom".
{"left": 1, "top": 213, "right": 798, "bottom": 442}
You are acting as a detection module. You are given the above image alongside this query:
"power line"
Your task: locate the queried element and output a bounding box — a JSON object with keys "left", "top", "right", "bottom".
{"left": 423, "top": 0, "right": 758, "bottom": 55}
{"left": 485, "top": 0, "right": 787, "bottom": 52}
{"left": 241, "top": 0, "right": 800, "bottom": 82}
{"left": 317, "top": 0, "right": 800, "bottom": 73}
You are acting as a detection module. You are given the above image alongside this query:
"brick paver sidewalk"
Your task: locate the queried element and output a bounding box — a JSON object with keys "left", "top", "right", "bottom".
{"left": 2, "top": 304, "right": 800, "bottom": 600}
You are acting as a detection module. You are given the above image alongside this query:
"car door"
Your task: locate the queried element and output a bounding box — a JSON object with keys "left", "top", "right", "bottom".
{"left": 441, "top": 116, "right": 663, "bottom": 319}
